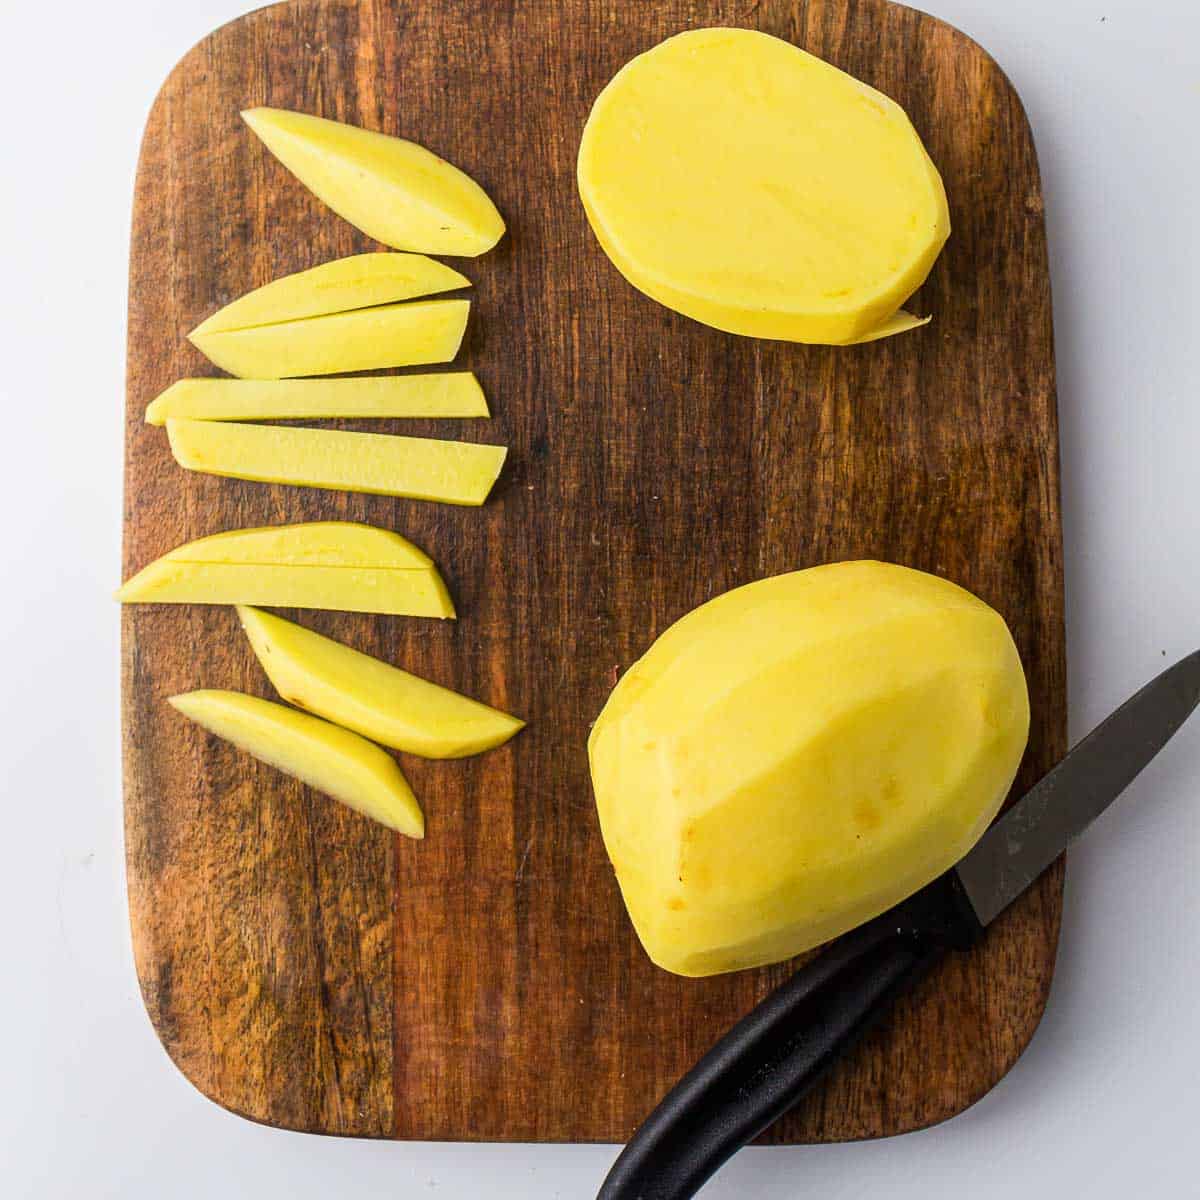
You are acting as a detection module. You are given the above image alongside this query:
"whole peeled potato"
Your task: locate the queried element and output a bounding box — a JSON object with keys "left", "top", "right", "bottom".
{"left": 588, "top": 562, "right": 1029, "bottom": 977}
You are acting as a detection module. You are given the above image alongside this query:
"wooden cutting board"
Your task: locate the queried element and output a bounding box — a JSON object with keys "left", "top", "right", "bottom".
{"left": 123, "top": 0, "right": 1065, "bottom": 1143}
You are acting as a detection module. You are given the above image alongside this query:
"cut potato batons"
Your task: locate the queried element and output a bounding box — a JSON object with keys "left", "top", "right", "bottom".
{"left": 170, "top": 689, "right": 424, "bottom": 836}
{"left": 167, "top": 418, "right": 507, "bottom": 506}
{"left": 118, "top": 521, "right": 454, "bottom": 617}
{"left": 145, "top": 375, "right": 489, "bottom": 425}
{"left": 190, "top": 252, "right": 469, "bottom": 337}
{"left": 243, "top": 106, "right": 505, "bottom": 257}
{"left": 189, "top": 299, "right": 470, "bottom": 379}
{"left": 239, "top": 606, "right": 525, "bottom": 759}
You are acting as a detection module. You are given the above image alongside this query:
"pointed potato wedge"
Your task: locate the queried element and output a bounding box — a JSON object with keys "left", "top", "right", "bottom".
{"left": 144, "top": 374, "right": 489, "bottom": 425}
{"left": 170, "top": 689, "right": 424, "bottom": 836}
{"left": 242, "top": 107, "right": 505, "bottom": 256}
{"left": 167, "top": 419, "right": 507, "bottom": 506}
{"left": 239, "top": 606, "right": 525, "bottom": 758}
{"left": 191, "top": 253, "right": 470, "bottom": 336}
{"left": 189, "top": 299, "right": 470, "bottom": 379}
{"left": 155, "top": 521, "right": 433, "bottom": 568}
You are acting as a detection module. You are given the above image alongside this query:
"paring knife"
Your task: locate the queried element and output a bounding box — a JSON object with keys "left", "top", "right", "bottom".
{"left": 597, "top": 649, "right": 1200, "bottom": 1200}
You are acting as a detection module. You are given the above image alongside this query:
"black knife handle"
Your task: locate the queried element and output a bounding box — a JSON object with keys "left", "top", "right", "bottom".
{"left": 597, "top": 872, "right": 983, "bottom": 1200}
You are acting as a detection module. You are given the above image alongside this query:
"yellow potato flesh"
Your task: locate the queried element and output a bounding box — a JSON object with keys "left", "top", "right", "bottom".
{"left": 577, "top": 28, "right": 950, "bottom": 345}
{"left": 144, "top": 375, "right": 489, "bottom": 425}
{"left": 170, "top": 690, "right": 423, "bottom": 836}
{"left": 189, "top": 299, "right": 469, "bottom": 379}
{"left": 152, "top": 521, "right": 433, "bottom": 569}
{"left": 239, "top": 606, "right": 525, "bottom": 758}
{"left": 167, "top": 419, "right": 507, "bottom": 506}
{"left": 190, "top": 253, "right": 469, "bottom": 336}
{"left": 242, "top": 107, "right": 505, "bottom": 257}
{"left": 118, "top": 561, "right": 454, "bottom": 617}
{"left": 118, "top": 521, "right": 453, "bottom": 616}
{"left": 588, "top": 562, "right": 1029, "bottom": 977}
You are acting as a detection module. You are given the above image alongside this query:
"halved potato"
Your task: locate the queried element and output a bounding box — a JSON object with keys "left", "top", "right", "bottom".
{"left": 167, "top": 419, "right": 507, "bottom": 505}
{"left": 190, "top": 252, "right": 469, "bottom": 336}
{"left": 144, "top": 375, "right": 489, "bottom": 425}
{"left": 239, "top": 606, "right": 525, "bottom": 758}
{"left": 170, "top": 689, "right": 423, "bottom": 836}
{"left": 189, "top": 299, "right": 470, "bottom": 379}
{"left": 243, "top": 107, "right": 505, "bottom": 256}
{"left": 577, "top": 28, "right": 949, "bottom": 344}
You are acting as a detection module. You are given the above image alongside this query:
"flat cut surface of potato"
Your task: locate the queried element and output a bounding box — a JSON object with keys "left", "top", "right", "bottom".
{"left": 171, "top": 689, "right": 424, "bottom": 836}
{"left": 578, "top": 28, "right": 949, "bottom": 344}
{"left": 189, "top": 298, "right": 470, "bottom": 378}
{"left": 243, "top": 107, "right": 505, "bottom": 256}
{"left": 239, "top": 606, "right": 524, "bottom": 758}
{"left": 144, "top": 375, "right": 489, "bottom": 425}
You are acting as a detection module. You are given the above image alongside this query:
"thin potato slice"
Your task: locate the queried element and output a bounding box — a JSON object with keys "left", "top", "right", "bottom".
{"left": 145, "top": 375, "right": 489, "bottom": 425}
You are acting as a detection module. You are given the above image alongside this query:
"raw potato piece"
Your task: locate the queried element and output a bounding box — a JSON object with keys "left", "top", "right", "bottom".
{"left": 239, "top": 606, "right": 525, "bottom": 758}
{"left": 117, "top": 521, "right": 455, "bottom": 617}
{"left": 167, "top": 419, "right": 507, "bottom": 505}
{"left": 190, "top": 253, "right": 469, "bottom": 336}
{"left": 145, "top": 375, "right": 489, "bottom": 425}
{"left": 243, "top": 107, "right": 505, "bottom": 256}
{"left": 118, "top": 561, "right": 454, "bottom": 616}
{"left": 190, "top": 299, "right": 470, "bottom": 379}
{"left": 588, "top": 562, "right": 1029, "bottom": 977}
{"left": 577, "top": 28, "right": 950, "bottom": 345}
{"left": 170, "top": 690, "right": 424, "bottom": 836}
{"left": 145, "top": 521, "right": 435, "bottom": 569}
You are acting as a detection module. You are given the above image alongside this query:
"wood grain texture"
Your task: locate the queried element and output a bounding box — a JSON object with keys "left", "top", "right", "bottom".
{"left": 123, "top": 0, "right": 1065, "bottom": 1143}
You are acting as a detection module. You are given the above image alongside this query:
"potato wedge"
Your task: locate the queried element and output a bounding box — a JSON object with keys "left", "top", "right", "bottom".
{"left": 167, "top": 419, "right": 507, "bottom": 506}
{"left": 118, "top": 521, "right": 454, "bottom": 617}
{"left": 144, "top": 375, "right": 489, "bottom": 425}
{"left": 191, "top": 253, "right": 469, "bottom": 336}
{"left": 239, "top": 606, "right": 525, "bottom": 758}
{"left": 243, "top": 107, "right": 505, "bottom": 256}
{"left": 170, "top": 689, "right": 424, "bottom": 836}
{"left": 146, "top": 520, "right": 434, "bottom": 569}
{"left": 189, "top": 299, "right": 470, "bottom": 379}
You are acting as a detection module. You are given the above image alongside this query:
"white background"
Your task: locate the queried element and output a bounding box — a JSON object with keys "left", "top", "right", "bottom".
{"left": 3, "top": 0, "right": 1197, "bottom": 1196}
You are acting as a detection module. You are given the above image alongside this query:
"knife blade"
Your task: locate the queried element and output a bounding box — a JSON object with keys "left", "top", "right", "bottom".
{"left": 597, "top": 649, "right": 1200, "bottom": 1200}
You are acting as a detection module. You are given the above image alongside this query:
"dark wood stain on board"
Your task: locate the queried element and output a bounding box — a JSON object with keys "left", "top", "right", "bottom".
{"left": 123, "top": 0, "right": 1065, "bottom": 1143}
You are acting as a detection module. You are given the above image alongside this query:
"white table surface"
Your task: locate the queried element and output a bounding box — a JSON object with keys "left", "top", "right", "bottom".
{"left": 4, "top": 0, "right": 1197, "bottom": 1195}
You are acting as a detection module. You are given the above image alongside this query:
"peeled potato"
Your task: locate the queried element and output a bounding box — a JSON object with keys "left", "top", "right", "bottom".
{"left": 588, "top": 562, "right": 1029, "bottom": 977}
{"left": 166, "top": 419, "right": 507, "bottom": 505}
{"left": 190, "top": 252, "right": 469, "bottom": 336}
{"left": 242, "top": 107, "right": 505, "bottom": 256}
{"left": 171, "top": 689, "right": 424, "bottom": 836}
{"left": 239, "top": 606, "right": 525, "bottom": 759}
{"left": 577, "top": 28, "right": 950, "bottom": 345}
